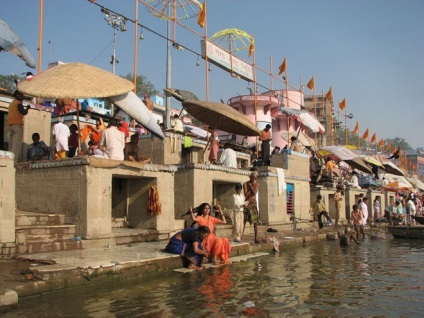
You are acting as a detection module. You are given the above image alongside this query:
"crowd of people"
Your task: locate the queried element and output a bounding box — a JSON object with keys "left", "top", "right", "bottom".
{"left": 6, "top": 90, "right": 153, "bottom": 164}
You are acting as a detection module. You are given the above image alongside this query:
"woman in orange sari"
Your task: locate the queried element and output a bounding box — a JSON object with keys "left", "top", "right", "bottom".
{"left": 190, "top": 203, "right": 231, "bottom": 265}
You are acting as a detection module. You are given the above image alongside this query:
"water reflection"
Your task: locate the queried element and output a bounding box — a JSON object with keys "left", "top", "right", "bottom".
{"left": 6, "top": 233, "right": 424, "bottom": 317}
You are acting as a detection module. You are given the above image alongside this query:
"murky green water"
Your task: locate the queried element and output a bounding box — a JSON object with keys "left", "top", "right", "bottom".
{"left": 5, "top": 230, "right": 424, "bottom": 317}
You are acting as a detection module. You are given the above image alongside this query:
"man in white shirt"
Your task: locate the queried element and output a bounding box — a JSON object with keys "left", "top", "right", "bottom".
{"left": 100, "top": 119, "right": 125, "bottom": 160}
{"left": 349, "top": 171, "right": 361, "bottom": 189}
{"left": 218, "top": 143, "right": 237, "bottom": 169}
{"left": 359, "top": 197, "right": 369, "bottom": 225}
{"left": 52, "top": 118, "right": 70, "bottom": 159}
{"left": 232, "top": 183, "right": 245, "bottom": 242}
{"left": 171, "top": 114, "right": 184, "bottom": 133}
{"left": 406, "top": 197, "right": 416, "bottom": 224}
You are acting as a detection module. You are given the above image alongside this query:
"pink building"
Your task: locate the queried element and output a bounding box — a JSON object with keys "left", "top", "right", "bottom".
{"left": 228, "top": 89, "right": 305, "bottom": 150}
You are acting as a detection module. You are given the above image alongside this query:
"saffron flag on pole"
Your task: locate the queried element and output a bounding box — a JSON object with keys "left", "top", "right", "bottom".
{"left": 386, "top": 142, "right": 391, "bottom": 151}
{"left": 248, "top": 37, "right": 254, "bottom": 57}
{"left": 339, "top": 98, "right": 346, "bottom": 110}
{"left": 278, "top": 57, "right": 287, "bottom": 75}
{"left": 362, "top": 128, "right": 369, "bottom": 140}
{"left": 197, "top": 1, "right": 206, "bottom": 28}
{"left": 307, "top": 76, "right": 315, "bottom": 91}
{"left": 325, "top": 87, "right": 333, "bottom": 100}
{"left": 378, "top": 138, "right": 384, "bottom": 147}
{"left": 370, "top": 133, "right": 376, "bottom": 143}
{"left": 353, "top": 121, "right": 359, "bottom": 134}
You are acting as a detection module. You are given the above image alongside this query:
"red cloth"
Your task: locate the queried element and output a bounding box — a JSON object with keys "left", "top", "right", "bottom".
{"left": 118, "top": 122, "right": 130, "bottom": 138}
{"left": 196, "top": 216, "right": 231, "bottom": 263}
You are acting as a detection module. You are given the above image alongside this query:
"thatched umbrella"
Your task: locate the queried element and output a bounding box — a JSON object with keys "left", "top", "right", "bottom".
{"left": 18, "top": 62, "right": 134, "bottom": 99}
{"left": 182, "top": 100, "right": 260, "bottom": 136}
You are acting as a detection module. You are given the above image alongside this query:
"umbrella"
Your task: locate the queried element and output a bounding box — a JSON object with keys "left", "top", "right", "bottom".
{"left": 18, "top": 62, "right": 134, "bottom": 99}
{"left": 0, "top": 19, "right": 35, "bottom": 68}
{"left": 108, "top": 91, "right": 164, "bottom": 139}
{"left": 407, "top": 177, "right": 424, "bottom": 192}
{"left": 318, "top": 145, "right": 373, "bottom": 174}
{"left": 382, "top": 180, "right": 414, "bottom": 192}
{"left": 278, "top": 107, "right": 325, "bottom": 134}
{"left": 383, "top": 161, "right": 404, "bottom": 176}
{"left": 182, "top": 100, "right": 260, "bottom": 136}
{"left": 163, "top": 88, "right": 199, "bottom": 102}
{"left": 281, "top": 130, "right": 318, "bottom": 152}
{"left": 361, "top": 155, "right": 384, "bottom": 168}
{"left": 371, "top": 154, "right": 404, "bottom": 176}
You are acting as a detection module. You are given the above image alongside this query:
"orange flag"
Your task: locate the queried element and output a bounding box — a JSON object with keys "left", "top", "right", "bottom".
{"left": 339, "top": 98, "right": 346, "bottom": 110}
{"left": 307, "top": 76, "right": 315, "bottom": 91}
{"left": 362, "top": 128, "right": 369, "bottom": 140}
{"left": 353, "top": 121, "right": 359, "bottom": 134}
{"left": 378, "top": 138, "right": 384, "bottom": 147}
{"left": 197, "top": 1, "right": 206, "bottom": 28}
{"left": 325, "top": 87, "right": 333, "bottom": 100}
{"left": 278, "top": 57, "right": 287, "bottom": 75}
{"left": 385, "top": 142, "right": 391, "bottom": 151}
{"left": 370, "top": 133, "right": 376, "bottom": 143}
{"left": 248, "top": 39, "right": 255, "bottom": 57}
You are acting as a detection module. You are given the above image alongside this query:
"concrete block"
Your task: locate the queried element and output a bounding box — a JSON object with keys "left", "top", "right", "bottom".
{"left": 0, "top": 289, "right": 18, "bottom": 307}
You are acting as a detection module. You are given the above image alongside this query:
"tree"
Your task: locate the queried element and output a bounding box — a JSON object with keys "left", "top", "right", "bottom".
{"left": 122, "top": 74, "right": 158, "bottom": 97}
{"left": 385, "top": 137, "right": 412, "bottom": 151}
{"left": 0, "top": 74, "right": 21, "bottom": 91}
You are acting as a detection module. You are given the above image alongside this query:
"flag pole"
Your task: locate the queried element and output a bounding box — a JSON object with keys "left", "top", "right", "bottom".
{"left": 344, "top": 107, "right": 348, "bottom": 145}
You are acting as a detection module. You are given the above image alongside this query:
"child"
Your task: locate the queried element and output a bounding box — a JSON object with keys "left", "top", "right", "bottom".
{"left": 312, "top": 195, "right": 333, "bottom": 229}
{"left": 68, "top": 124, "right": 79, "bottom": 158}
{"left": 232, "top": 183, "right": 245, "bottom": 242}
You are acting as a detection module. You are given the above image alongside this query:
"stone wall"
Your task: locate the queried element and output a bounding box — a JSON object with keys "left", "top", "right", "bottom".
{"left": 16, "top": 158, "right": 176, "bottom": 238}
{"left": 0, "top": 151, "right": 15, "bottom": 244}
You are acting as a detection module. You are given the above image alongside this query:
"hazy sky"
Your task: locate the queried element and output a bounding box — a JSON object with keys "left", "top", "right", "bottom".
{"left": 1, "top": 0, "right": 423, "bottom": 148}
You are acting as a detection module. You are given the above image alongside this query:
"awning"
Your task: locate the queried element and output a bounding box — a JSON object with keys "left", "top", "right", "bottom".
{"left": 407, "top": 177, "right": 424, "bottom": 191}
{"left": 0, "top": 19, "right": 36, "bottom": 68}
{"left": 276, "top": 107, "right": 325, "bottom": 134}
{"left": 318, "top": 146, "right": 373, "bottom": 174}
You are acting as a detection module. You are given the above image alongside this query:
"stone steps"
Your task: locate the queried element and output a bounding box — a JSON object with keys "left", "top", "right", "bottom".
{"left": 14, "top": 212, "right": 82, "bottom": 255}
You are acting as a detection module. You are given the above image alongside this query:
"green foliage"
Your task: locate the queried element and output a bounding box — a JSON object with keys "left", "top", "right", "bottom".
{"left": 0, "top": 74, "right": 21, "bottom": 91}
{"left": 121, "top": 74, "right": 158, "bottom": 97}
{"left": 337, "top": 127, "right": 412, "bottom": 150}
{"left": 385, "top": 137, "right": 412, "bottom": 151}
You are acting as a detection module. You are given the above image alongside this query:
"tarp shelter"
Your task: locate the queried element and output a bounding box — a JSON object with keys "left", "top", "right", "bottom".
{"left": 318, "top": 146, "right": 373, "bottom": 174}
{"left": 277, "top": 107, "right": 325, "bottom": 134}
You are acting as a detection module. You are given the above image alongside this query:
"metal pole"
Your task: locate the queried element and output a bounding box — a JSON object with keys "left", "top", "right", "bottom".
{"left": 165, "top": 11, "right": 172, "bottom": 129}
{"left": 112, "top": 27, "right": 117, "bottom": 74}
{"left": 38, "top": 0, "right": 43, "bottom": 74}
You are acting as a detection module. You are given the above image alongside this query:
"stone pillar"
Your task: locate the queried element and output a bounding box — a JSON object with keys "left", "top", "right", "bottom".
{"left": 0, "top": 151, "right": 16, "bottom": 244}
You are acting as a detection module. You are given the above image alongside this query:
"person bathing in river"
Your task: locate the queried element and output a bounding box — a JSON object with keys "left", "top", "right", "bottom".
{"left": 339, "top": 227, "right": 359, "bottom": 246}
{"left": 351, "top": 204, "right": 365, "bottom": 240}
{"left": 190, "top": 203, "right": 231, "bottom": 265}
{"left": 165, "top": 226, "right": 210, "bottom": 270}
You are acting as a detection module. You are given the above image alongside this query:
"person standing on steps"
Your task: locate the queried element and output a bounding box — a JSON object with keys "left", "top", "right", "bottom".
{"left": 259, "top": 124, "right": 272, "bottom": 165}
{"left": 312, "top": 194, "right": 333, "bottom": 229}
{"left": 242, "top": 172, "right": 261, "bottom": 243}
{"left": 7, "top": 90, "right": 30, "bottom": 162}
{"left": 333, "top": 186, "right": 344, "bottom": 226}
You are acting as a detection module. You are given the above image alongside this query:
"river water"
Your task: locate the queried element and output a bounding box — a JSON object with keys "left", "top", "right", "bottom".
{"left": 5, "top": 230, "right": 424, "bottom": 317}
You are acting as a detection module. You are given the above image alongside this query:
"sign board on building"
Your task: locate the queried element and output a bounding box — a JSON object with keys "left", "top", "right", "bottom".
{"left": 200, "top": 40, "right": 254, "bottom": 81}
